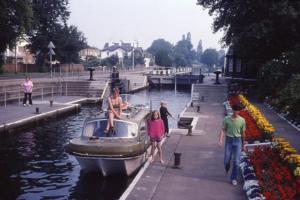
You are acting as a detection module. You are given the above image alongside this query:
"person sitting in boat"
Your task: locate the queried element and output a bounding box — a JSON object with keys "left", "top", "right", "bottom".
{"left": 104, "top": 87, "right": 129, "bottom": 134}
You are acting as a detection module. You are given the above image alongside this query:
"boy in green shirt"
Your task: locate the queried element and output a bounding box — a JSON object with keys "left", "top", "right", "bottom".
{"left": 219, "top": 105, "right": 246, "bottom": 186}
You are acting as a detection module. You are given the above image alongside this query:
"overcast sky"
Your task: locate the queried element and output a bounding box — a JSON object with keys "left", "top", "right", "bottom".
{"left": 69, "top": 0, "right": 224, "bottom": 50}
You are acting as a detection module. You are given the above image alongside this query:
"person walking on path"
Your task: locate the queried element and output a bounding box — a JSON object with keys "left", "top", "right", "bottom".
{"left": 22, "top": 76, "right": 33, "bottom": 106}
{"left": 147, "top": 110, "right": 165, "bottom": 163}
{"left": 218, "top": 105, "right": 246, "bottom": 186}
{"left": 159, "top": 101, "right": 173, "bottom": 137}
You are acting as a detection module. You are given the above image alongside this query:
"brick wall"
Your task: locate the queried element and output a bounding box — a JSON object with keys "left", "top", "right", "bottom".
{"left": 3, "top": 63, "right": 84, "bottom": 73}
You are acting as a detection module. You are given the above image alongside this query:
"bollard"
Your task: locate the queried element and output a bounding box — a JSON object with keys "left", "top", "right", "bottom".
{"left": 174, "top": 152, "right": 182, "bottom": 168}
{"left": 187, "top": 125, "right": 193, "bottom": 136}
{"left": 36, "top": 107, "right": 40, "bottom": 114}
{"left": 191, "top": 101, "right": 193, "bottom": 107}
{"left": 197, "top": 105, "right": 200, "bottom": 112}
{"left": 201, "top": 96, "right": 205, "bottom": 102}
{"left": 50, "top": 100, "right": 53, "bottom": 107}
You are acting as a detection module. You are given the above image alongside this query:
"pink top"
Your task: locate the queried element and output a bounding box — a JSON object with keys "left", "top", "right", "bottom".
{"left": 147, "top": 119, "right": 165, "bottom": 139}
{"left": 23, "top": 80, "right": 33, "bottom": 93}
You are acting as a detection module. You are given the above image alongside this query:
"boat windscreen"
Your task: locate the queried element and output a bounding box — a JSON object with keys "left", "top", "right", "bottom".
{"left": 82, "top": 120, "right": 138, "bottom": 138}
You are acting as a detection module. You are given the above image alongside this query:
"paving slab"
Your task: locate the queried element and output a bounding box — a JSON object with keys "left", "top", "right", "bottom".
{"left": 255, "top": 103, "right": 300, "bottom": 153}
{"left": 125, "top": 83, "right": 246, "bottom": 200}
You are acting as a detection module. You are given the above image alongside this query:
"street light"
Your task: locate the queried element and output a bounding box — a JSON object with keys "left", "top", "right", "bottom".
{"left": 132, "top": 46, "right": 135, "bottom": 70}
{"left": 132, "top": 40, "right": 138, "bottom": 70}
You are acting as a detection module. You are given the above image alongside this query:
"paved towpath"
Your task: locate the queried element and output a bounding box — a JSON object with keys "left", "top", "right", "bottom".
{"left": 125, "top": 81, "right": 246, "bottom": 200}
{"left": 0, "top": 96, "right": 85, "bottom": 126}
{"left": 256, "top": 103, "right": 300, "bottom": 153}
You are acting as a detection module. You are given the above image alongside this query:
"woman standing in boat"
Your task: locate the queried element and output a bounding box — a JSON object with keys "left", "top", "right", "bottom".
{"left": 104, "top": 88, "right": 123, "bottom": 133}
{"left": 147, "top": 110, "right": 165, "bottom": 163}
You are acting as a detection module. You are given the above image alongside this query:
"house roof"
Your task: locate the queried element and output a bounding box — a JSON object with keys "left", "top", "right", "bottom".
{"left": 102, "top": 43, "right": 134, "bottom": 52}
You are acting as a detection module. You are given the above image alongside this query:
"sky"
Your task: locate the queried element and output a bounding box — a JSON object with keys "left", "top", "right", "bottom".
{"left": 68, "top": 0, "right": 224, "bottom": 51}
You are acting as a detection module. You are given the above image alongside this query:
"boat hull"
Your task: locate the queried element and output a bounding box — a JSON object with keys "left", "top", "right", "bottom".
{"left": 74, "top": 153, "right": 147, "bottom": 177}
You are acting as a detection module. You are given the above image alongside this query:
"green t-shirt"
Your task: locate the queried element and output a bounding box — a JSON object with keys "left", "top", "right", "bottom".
{"left": 222, "top": 115, "right": 246, "bottom": 138}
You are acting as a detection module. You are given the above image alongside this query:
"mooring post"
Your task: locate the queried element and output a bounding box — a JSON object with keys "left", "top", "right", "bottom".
{"left": 174, "top": 152, "right": 182, "bottom": 168}
{"left": 35, "top": 107, "right": 40, "bottom": 114}
{"left": 187, "top": 125, "right": 193, "bottom": 136}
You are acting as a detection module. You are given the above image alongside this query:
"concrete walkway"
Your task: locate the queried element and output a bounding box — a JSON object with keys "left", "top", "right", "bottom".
{"left": 256, "top": 103, "right": 300, "bottom": 153}
{"left": 0, "top": 96, "right": 86, "bottom": 134}
{"left": 125, "top": 85, "right": 246, "bottom": 200}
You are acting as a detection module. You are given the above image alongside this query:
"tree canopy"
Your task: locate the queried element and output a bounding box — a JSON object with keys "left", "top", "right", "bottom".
{"left": 201, "top": 48, "right": 219, "bottom": 71}
{"left": 173, "top": 33, "right": 196, "bottom": 67}
{"left": 147, "top": 39, "right": 173, "bottom": 67}
{"left": 28, "top": 0, "right": 87, "bottom": 66}
{"left": 0, "top": 0, "right": 87, "bottom": 72}
{"left": 196, "top": 0, "right": 300, "bottom": 66}
{"left": 0, "top": 0, "right": 32, "bottom": 67}
{"left": 148, "top": 34, "right": 196, "bottom": 67}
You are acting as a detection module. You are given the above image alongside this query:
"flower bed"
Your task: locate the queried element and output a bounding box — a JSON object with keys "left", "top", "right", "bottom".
{"left": 249, "top": 146, "right": 300, "bottom": 200}
{"left": 229, "top": 95, "right": 300, "bottom": 199}
{"left": 240, "top": 137, "right": 300, "bottom": 200}
{"left": 239, "top": 95, "right": 275, "bottom": 136}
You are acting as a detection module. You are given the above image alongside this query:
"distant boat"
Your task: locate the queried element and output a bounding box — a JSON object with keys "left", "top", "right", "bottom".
{"left": 66, "top": 95, "right": 151, "bottom": 176}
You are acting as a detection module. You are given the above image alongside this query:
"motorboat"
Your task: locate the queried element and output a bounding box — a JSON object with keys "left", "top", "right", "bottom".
{"left": 66, "top": 95, "right": 151, "bottom": 176}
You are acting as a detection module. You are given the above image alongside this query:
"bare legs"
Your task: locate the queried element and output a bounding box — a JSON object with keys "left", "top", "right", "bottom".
{"left": 105, "top": 111, "right": 114, "bottom": 132}
{"left": 149, "top": 141, "right": 164, "bottom": 163}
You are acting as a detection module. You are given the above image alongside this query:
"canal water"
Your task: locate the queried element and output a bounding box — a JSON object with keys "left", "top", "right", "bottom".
{"left": 0, "top": 88, "right": 191, "bottom": 200}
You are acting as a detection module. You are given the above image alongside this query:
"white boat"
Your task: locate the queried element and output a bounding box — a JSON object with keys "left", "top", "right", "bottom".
{"left": 66, "top": 95, "right": 151, "bottom": 176}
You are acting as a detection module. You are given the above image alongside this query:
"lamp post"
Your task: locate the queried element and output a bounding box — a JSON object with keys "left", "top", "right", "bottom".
{"left": 132, "top": 47, "right": 135, "bottom": 70}
{"left": 15, "top": 42, "right": 18, "bottom": 74}
{"left": 48, "top": 41, "right": 55, "bottom": 78}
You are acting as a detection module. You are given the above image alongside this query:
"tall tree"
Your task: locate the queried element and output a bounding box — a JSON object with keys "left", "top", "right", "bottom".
{"left": 173, "top": 34, "right": 196, "bottom": 67}
{"left": 186, "top": 32, "right": 191, "bottom": 42}
{"left": 55, "top": 25, "right": 87, "bottom": 64}
{"left": 0, "top": 0, "right": 32, "bottom": 71}
{"left": 196, "top": 40, "right": 203, "bottom": 62}
{"left": 147, "top": 39, "right": 173, "bottom": 67}
{"left": 28, "top": 0, "right": 70, "bottom": 66}
{"left": 201, "top": 48, "right": 219, "bottom": 71}
{"left": 196, "top": 0, "right": 300, "bottom": 68}
{"left": 154, "top": 50, "right": 173, "bottom": 67}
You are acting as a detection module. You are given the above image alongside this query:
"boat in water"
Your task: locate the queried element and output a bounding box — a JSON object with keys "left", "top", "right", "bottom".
{"left": 66, "top": 95, "right": 151, "bottom": 176}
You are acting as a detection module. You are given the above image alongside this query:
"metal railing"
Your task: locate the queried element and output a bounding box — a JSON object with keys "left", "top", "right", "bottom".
{"left": 0, "top": 84, "right": 66, "bottom": 108}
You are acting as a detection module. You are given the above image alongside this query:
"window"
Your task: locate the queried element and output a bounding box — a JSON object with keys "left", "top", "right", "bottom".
{"left": 139, "top": 120, "right": 147, "bottom": 137}
{"left": 236, "top": 59, "right": 242, "bottom": 73}
{"left": 82, "top": 120, "right": 138, "bottom": 138}
{"left": 228, "top": 58, "right": 233, "bottom": 72}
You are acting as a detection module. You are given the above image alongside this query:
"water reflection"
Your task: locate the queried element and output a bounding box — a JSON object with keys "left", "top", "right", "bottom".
{"left": 69, "top": 173, "right": 133, "bottom": 200}
{"left": 0, "top": 88, "right": 190, "bottom": 200}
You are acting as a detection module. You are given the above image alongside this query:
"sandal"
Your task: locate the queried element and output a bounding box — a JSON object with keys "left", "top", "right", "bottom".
{"left": 104, "top": 129, "right": 109, "bottom": 134}
{"left": 110, "top": 126, "right": 116, "bottom": 136}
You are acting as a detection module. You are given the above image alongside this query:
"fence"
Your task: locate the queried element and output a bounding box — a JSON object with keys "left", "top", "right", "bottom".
{"left": 0, "top": 83, "right": 68, "bottom": 108}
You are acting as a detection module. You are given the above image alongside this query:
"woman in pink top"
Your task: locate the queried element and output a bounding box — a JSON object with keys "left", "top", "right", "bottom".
{"left": 22, "top": 76, "right": 33, "bottom": 106}
{"left": 147, "top": 110, "right": 165, "bottom": 163}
